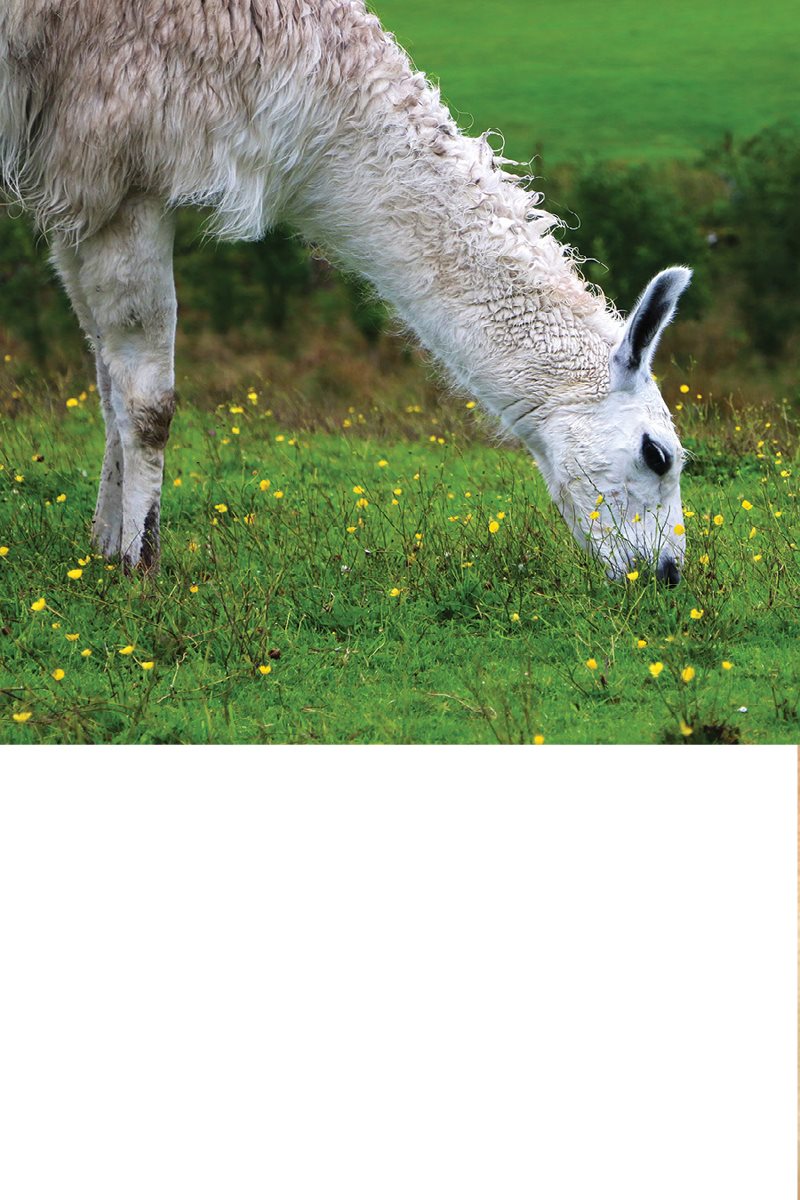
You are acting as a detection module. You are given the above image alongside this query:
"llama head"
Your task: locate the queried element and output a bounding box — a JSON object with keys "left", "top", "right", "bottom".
{"left": 530, "top": 267, "right": 692, "bottom": 584}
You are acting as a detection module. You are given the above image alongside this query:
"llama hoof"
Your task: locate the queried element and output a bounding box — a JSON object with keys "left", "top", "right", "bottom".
{"left": 91, "top": 525, "right": 122, "bottom": 561}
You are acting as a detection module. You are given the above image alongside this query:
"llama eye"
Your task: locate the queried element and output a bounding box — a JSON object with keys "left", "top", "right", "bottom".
{"left": 641, "top": 434, "right": 672, "bottom": 477}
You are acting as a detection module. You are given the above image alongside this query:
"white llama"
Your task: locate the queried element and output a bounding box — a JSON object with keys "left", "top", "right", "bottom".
{"left": 0, "top": 0, "right": 691, "bottom": 583}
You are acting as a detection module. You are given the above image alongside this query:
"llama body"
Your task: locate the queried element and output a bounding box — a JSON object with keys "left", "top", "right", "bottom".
{"left": 0, "top": 0, "right": 690, "bottom": 579}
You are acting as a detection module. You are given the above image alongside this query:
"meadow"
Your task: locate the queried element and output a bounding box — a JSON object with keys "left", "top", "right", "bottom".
{"left": 0, "top": 378, "right": 797, "bottom": 745}
{"left": 373, "top": 0, "right": 800, "bottom": 163}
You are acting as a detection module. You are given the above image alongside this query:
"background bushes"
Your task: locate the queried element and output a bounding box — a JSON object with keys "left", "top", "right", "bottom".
{"left": 0, "top": 125, "right": 798, "bottom": 405}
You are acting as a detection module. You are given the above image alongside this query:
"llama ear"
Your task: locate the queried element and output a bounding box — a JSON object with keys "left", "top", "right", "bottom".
{"left": 610, "top": 267, "right": 692, "bottom": 388}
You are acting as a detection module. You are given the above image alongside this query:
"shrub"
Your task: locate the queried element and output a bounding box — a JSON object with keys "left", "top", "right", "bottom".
{"left": 563, "top": 161, "right": 710, "bottom": 318}
{"left": 710, "top": 124, "right": 800, "bottom": 356}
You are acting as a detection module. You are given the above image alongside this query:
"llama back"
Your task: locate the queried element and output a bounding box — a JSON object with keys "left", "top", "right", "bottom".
{"left": 0, "top": 0, "right": 374, "bottom": 243}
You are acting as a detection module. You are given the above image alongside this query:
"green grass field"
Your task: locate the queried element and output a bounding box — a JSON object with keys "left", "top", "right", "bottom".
{"left": 1, "top": 382, "right": 797, "bottom": 744}
{"left": 372, "top": 0, "right": 800, "bottom": 162}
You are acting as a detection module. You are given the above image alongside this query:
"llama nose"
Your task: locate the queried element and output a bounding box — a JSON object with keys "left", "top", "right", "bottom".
{"left": 657, "top": 556, "right": 681, "bottom": 587}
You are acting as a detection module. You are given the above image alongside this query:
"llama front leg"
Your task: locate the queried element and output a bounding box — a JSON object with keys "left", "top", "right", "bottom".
{"left": 111, "top": 361, "right": 176, "bottom": 571}
{"left": 51, "top": 241, "right": 124, "bottom": 557}
{"left": 77, "top": 196, "right": 177, "bottom": 573}
{"left": 91, "top": 353, "right": 125, "bottom": 558}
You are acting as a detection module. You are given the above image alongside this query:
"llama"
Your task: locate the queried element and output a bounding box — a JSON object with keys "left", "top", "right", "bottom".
{"left": 0, "top": 0, "right": 691, "bottom": 583}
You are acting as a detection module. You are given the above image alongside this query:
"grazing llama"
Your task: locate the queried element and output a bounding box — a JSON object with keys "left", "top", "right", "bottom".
{"left": 0, "top": 0, "right": 692, "bottom": 583}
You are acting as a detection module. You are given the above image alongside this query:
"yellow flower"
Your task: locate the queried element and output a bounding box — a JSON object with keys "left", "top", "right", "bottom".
{"left": 595, "top": 494, "right": 604, "bottom": 505}
{"left": 12, "top": 712, "right": 32, "bottom": 723}
{"left": 466, "top": 400, "right": 476, "bottom": 409}
{"left": 78, "top": 556, "right": 91, "bottom": 567}
{"left": 389, "top": 587, "right": 401, "bottom": 597}
{"left": 247, "top": 390, "right": 258, "bottom": 401}
{"left": 377, "top": 459, "right": 389, "bottom": 468}
{"left": 81, "top": 648, "right": 92, "bottom": 657}
{"left": 586, "top": 658, "right": 598, "bottom": 670}
{"left": 119, "top": 645, "right": 135, "bottom": 655}
{"left": 243, "top": 513, "right": 255, "bottom": 526}
{"left": 67, "top": 568, "right": 83, "bottom": 580}
{"left": 258, "top": 664, "right": 272, "bottom": 676}
{"left": 589, "top": 510, "right": 600, "bottom": 521}
{"left": 356, "top": 497, "right": 368, "bottom": 509}
{"left": 352, "top": 486, "right": 365, "bottom": 495}
{"left": 346, "top": 526, "right": 357, "bottom": 534}
{"left": 752, "top": 553, "right": 762, "bottom": 563}
{"left": 51, "top": 621, "right": 61, "bottom": 629}
{"left": 722, "top": 661, "right": 733, "bottom": 670}
{"left": 65, "top": 633, "right": 79, "bottom": 642}
{"left": 65, "top": 397, "right": 79, "bottom": 408}
{"left": 533, "top": 734, "right": 545, "bottom": 745}
{"left": 713, "top": 514, "right": 724, "bottom": 526}
{"left": 173, "top": 478, "right": 183, "bottom": 487}
{"left": 741, "top": 500, "right": 752, "bottom": 511}
{"left": 699, "top": 553, "right": 710, "bottom": 565}
{"left": 690, "top": 608, "right": 704, "bottom": 620}
{"left": 681, "top": 666, "right": 696, "bottom": 683}
{"left": 52, "top": 668, "right": 65, "bottom": 681}
{"left": 637, "top": 639, "right": 647, "bottom": 649}
{"left": 773, "top": 510, "right": 783, "bottom": 519}
{"left": 488, "top": 520, "right": 500, "bottom": 534}
{"left": 393, "top": 488, "right": 403, "bottom": 496}
{"left": 273, "top": 490, "right": 284, "bottom": 499}
{"left": 231, "top": 426, "right": 240, "bottom": 435}
{"left": 230, "top": 405, "right": 244, "bottom": 414}
{"left": 275, "top": 434, "right": 285, "bottom": 443}
{"left": 649, "top": 662, "right": 664, "bottom": 677}
{"left": 679, "top": 719, "right": 694, "bottom": 738}
{"left": 0, "top": 546, "right": 8, "bottom": 557}
{"left": 259, "top": 479, "right": 271, "bottom": 491}
{"left": 780, "top": 469, "right": 791, "bottom": 479}
{"left": 632, "top": 513, "right": 641, "bottom": 524}
{"left": 511, "top": 612, "right": 520, "bottom": 622}
{"left": 141, "top": 661, "right": 154, "bottom": 670}
{"left": 56, "top": 493, "right": 66, "bottom": 503}
{"left": 189, "top": 584, "right": 199, "bottom": 593}
{"left": 188, "top": 540, "right": 199, "bottom": 552}
{"left": 342, "top": 418, "right": 352, "bottom": 428}
{"left": 673, "top": 524, "right": 685, "bottom": 536}
{"left": 679, "top": 384, "right": 690, "bottom": 394}
{"left": 31, "top": 597, "right": 46, "bottom": 612}
{"left": 626, "top": 570, "right": 639, "bottom": 582}
{"left": 749, "top": 526, "right": 757, "bottom": 540}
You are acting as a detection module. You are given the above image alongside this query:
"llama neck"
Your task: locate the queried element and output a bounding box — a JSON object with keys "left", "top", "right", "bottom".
{"left": 292, "top": 51, "right": 620, "bottom": 419}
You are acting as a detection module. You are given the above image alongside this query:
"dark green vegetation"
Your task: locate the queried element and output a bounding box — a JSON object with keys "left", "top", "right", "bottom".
{"left": 1, "top": 387, "right": 797, "bottom": 744}
{"left": 373, "top": 0, "right": 800, "bottom": 164}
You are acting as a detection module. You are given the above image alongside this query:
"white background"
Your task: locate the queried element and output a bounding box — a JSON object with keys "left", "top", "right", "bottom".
{"left": 0, "top": 746, "right": 795, "bottom": 1198}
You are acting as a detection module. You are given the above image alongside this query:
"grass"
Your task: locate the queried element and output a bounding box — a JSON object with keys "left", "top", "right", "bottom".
{"left": 372, "top": 0, "right": 800, "bottom": 163}
{"left": 0, "top": 378, "right": 798, "bottom": 745}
